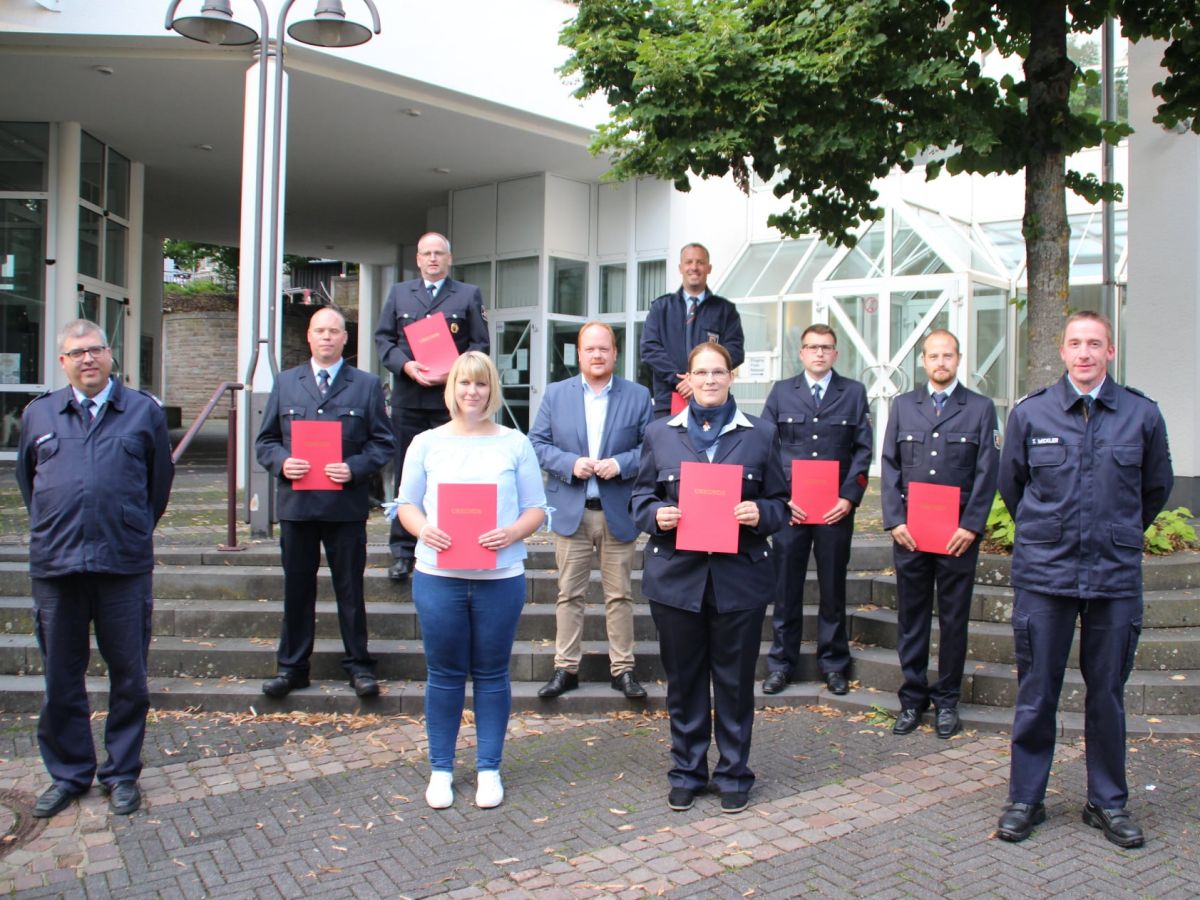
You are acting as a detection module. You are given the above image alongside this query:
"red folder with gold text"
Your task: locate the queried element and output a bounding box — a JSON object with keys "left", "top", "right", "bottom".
{"left": 403, "top": 312, "right": 459, "bottom": 380}
{"left": 907, "top": 482, "right": 961, "bottom": 555}
{"left": 290, "top": 420, "right": 342, "bottom": 491}
{"left": 791, "top": 459, "right": 839, "bottom": 524}
{"left": 436, "top": 482, "right": 498, "bottom": 569}
{"left": 676, "top": 461, "right": 742, "bottom": 553}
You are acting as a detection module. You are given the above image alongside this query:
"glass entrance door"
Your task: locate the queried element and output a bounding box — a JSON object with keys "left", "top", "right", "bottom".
{"left": 493, "top": 316, "right": 534, "bottom": 432}
{"left": 815, "top": 276, "right": 962, "bottom": 468}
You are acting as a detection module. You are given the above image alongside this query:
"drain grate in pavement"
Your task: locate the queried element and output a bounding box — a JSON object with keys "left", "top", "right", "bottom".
{"left": 0, "top": 789, "right": 47, "bottom": 859}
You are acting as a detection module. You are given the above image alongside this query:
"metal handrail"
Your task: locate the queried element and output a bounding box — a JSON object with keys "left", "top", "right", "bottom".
{"left": 171, "top": 381, "right": 246, "bottom": 551}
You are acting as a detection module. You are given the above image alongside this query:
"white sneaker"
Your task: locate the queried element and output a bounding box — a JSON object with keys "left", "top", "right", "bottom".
{"left": 475, "top": 770, "right": 504, "bottom": 808}
{"left": 425, "top": 771, "right": 453, "bottom": 809}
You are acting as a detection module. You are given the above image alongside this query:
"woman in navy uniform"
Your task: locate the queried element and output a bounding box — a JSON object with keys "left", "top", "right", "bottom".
{"left": 631, "top": 341, "right": 789, "bottom": 815}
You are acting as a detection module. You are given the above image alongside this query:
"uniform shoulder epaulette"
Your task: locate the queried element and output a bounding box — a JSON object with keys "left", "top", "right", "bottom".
{"left": 1013, "top": 386, "right": 1048, "bottom": 406}
{"left": 22, "top": 390, "right": 52, "bottom": 412}
{"left": 1123, "top": 385, "right": 1157, "bottom": 403}
{"left": 138, "top": 388, "right": 166, "bottom": 408}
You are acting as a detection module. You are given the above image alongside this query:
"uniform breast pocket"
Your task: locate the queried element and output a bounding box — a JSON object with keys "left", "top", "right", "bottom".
{"left": 779, "top": 417, "right": 806, "bottom": 445}
{"left": 899, "top": 432, "right": 926, "bottom": 468}
{"left": 1029, "top": 444, "right": 1067, "bottom": 468}
{"left": 1110, "top": 444, "right": 1143, "bottom": 492}
{"left": 339, "top": 407, "right": 367, "bottom": 443}
{"left": 35, "top": 437, "right": 59, "bottom": 465}
{"left": 741, "top": 465, "right": 765, "bottom": 499}
{"left": 656, "top": 466, "right": 681, "bottom": 504}
{"left": 946, "top": 432, "right": 979, "bottom": 468}
{"left": 830, "top": 420, "right": 856, "bottom": 448}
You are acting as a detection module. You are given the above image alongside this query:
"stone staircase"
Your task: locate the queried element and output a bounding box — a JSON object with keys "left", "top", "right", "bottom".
{"left": 0, "top": 540, "right": 1198, "bottom": 735}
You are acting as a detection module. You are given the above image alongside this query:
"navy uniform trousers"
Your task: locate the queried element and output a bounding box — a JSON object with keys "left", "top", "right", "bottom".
{"left": 1009, "top": 589, "right": 1141, "bottom": 808}
{"left": 32, "top": 572, "right": 152, "bottom": 792}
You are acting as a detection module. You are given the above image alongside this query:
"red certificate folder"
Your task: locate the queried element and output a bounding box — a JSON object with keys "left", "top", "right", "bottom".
{"left": 290, "top": 420, "right": 342, "bottom": 491}
{"left": 791, "top": 459, "right": 839, "bottom": 524}
{"left": 436, "top": 483, "right": 498, "bottom": 570}
{"left": 907, "top": 482, "right": 961, "bottom": 555}
{"left": 676, "top": 461, "right": 742, "bottom": 553}
{"left": 403, "top": 312, "right": 459, "bottom": 380}
{"left": 670, "top": 391, "right": 687, "bottom": 416}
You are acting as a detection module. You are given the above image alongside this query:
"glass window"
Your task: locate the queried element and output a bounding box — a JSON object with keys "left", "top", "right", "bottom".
{"left": 738, "top": 300, "right": 778, "bottom": 356}
{"left": 105, "top": 220, "right": 127, "bottom": 287}
{"left": 78, "top": 208, "right": 102, "bottom": 279}
{"left": 781, "top": 299, "right": 815, "bottom": 379}
{"left": 890, "top": 290, "right": 949, "bottom": 395}
{"left": 548, "top": 319, "right": 582, "bottom": 383}
{"left": 78, "top": 289, "right": 100, "bottom": 325}
{"left": 107, "top": 297, "right": 126, "bottom": 375}
{"left": 0, "top": 123, "right": 50, "bottom": 192}
{"left": 828, "top": 294, "right": 880, "bottom": 385}
{"left": 637, "top": 259, "right": 666, "bottom": 311}
{"left": 495, "top": 257, "right": 538, "bottom": 310}
{"left": 106, "top": 149, "right": 131, "bottom": 219}
{"left": 831, "top": 222, "right": 885, "bottom": 280}
{"left": 599, "top": 263, "right": 626, "bottom": 314}
{"left": 452, "top": 261, "right": 492, "bottom": 307}
{"left": 80, "top": 132, "right": 104, "bottom": 207}
{"left": 787, "top": 241, "right": 836, "bottom": 294}
{"left": 892, "top": 218, "right": 949, "bottom": 276}
{"left": 970, "top": 285, "right": 1008, "bottom": 398}
{"left": 0, "top": 198, "right": 46, "bottom": 385}
{"left": 494, "top": 318, "right": 531, "bottom": 431}
{"left": 721, "top": 243, "right": 777, "bottom": 297}
{"left": 0, "top": 391, "right": 40, "bottom": 448}
{"left": 756, "top": 240, "right": 812, "bottom": 295}
{"left": 634, "top": 321, "right": 652, "bottom": 391}
{"left": 551, "top": 257, "right": 587, "bottom": 316}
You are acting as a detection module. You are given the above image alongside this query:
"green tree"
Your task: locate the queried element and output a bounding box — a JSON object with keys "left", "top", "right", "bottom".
{"left": 561, "top": 0, "right": 1200, "bottom": 388}
{"left": 163, "top": 239, "right": 315, "bottom": 286}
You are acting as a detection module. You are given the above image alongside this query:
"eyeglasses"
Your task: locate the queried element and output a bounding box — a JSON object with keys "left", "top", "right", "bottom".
{"left": 417, "top": 250, "right": 449, "bottom": 258}
{"left": 802, "top": 344, "right": 836, "bottom": 353}
{"left": 63, "top": 345, "right": 109, "bottom": 361}
{"left": 690, "top": 368, "right": 730, "bottom": 379}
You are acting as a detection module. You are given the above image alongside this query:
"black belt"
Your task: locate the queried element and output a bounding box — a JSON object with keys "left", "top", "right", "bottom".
{"left": 584, "top": 498, "right": 603, "bottom": 511}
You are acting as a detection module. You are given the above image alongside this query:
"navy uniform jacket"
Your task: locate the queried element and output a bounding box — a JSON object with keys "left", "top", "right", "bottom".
{"left": 881, "top": 385, "right": 999, "bottom": 534}
{"left": 256, "top": 363, "right": 395, "bottom": 522}
{"left": 999, "top": 374, "right": 1173, "bottom": 599}
{"left": 631, "top": 412, "right": 790, "bottom": 612}
{"left": 374, "top": 277, "right": 489, "bottom": 411}
{"left": 16, "top": 380, "right": 174, "bottom": 578}
{"left": 640, "top": 289, "right": 745, "bottom": 416}
{"left": 528, "top": 375, "right": 653, "bottom": 543}
{"left": 762, "top": 370, "right": 873, "bottom": 506}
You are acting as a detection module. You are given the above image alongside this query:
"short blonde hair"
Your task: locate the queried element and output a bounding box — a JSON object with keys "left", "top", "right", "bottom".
{"left": 444, "top": 350, "right": 503, "bottom": 419}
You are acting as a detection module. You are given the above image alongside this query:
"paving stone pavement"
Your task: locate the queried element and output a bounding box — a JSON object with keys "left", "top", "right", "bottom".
{"left": 0, "top": 704, "right": 1195, "bottom": 898}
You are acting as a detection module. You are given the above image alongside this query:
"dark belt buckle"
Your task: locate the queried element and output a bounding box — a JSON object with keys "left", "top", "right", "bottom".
{"left": 584, "top": 498, "right": 603, "bottom": 511}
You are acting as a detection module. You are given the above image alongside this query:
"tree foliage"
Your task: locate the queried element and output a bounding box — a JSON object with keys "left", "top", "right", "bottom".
{"left": 561, "top": 0, "right": 1200, "bottom": 386}
{"left": 163, "top": 239, "right": 312, "bottom": 283}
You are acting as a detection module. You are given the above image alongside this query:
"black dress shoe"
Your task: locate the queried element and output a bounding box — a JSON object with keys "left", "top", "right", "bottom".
{"left": 935, "top": 706, "right": 962, "bottom": 739}
{"left": 32, "top": 784, "right": 78, "bottom": 819}
{"left": 893, "top": 705, "right": 927, "bottom": 735}
{"left": 762, "top": 671, "right": 789, "bottom": 695}
{"left": 351, "top": 672, "right": 380, "bottom": 698}
{"left": 262, "top": 671, "right": 311, "bottom": 698}
{"left": 388, "top": 558, "right": 414, "bottom": 581}
{"left": 997, "top": 801, "right": 1046, "bottom": 842}
{"left": 825, "top": 671, "right": 849, "bottom": 695}
{"left": 668, "top": 787, "right": 696, "bottom": 811}
{"left": 537, "top": 669, "right": 578, "bottom": 699}
{"left": 1083, "top": 803, "right": 1145, "bottom": 848}
{"left": 611, "top": 671, "right": 647, "bottom": 699}
{"left": 104, "top": 781, "right": 141, "bottom": 816}
{"left": 721, "top": 791, "right": 750, "bottom": 814}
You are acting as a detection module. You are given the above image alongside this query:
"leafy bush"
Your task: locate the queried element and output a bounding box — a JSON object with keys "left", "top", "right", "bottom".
{"left": 1144, "top": 507, "right": 1198, "bottom": 555}
{"left": 985, "top": 492, "right": 1015, "bottom": 550}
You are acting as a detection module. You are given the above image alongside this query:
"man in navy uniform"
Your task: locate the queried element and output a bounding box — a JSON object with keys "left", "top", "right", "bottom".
{"left": 996, "top": 311, "right": 1172, "bottom": 847}
{"left": 761, "top": 324, "right": 872, "bottom": 696}
{"left": 529, "top": 322, "right": 653, "bottom": 700}
{"left": 881, "top": 330, "right": 998, "bottom": 739}
{"left": 16, "top": 319, "right": 174, "bottom": 819}
{"left": 639, "top": 243, "right": 744, "bottom": 418}
{"left": 257, "top": 306, "right": 394, "bottom": 699}
{"left": 375, "top": 232, "right": 489, "bottom": 580}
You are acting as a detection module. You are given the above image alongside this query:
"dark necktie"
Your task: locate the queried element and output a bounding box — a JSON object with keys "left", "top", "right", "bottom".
{"left": 933, "top": 391, "right": 946, "bottom": 416}
{"left": 427, "top": 282, "right": 438, "bottom": 301}
{"left": 81, "top": 398, "right": 96, "bottom": 429}
{"left": 318, "top": 369, "right": 330, "bottom": 397}
{"left": 1081, "top": 394, "right": 1093, "bottom": 421}
{"left": 812, "top": 383, "right": 823, "bottom": 407}
{"left": 686, "top": 296, "right": 698, "bottom": 349}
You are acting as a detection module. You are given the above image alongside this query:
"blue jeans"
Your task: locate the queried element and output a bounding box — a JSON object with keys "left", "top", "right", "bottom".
{"left": 412, "top": 572, "right": 526, "bottom": 772}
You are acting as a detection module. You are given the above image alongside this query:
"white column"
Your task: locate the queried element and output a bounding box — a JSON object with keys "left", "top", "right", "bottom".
{"left": 357, "top": 263, "right": 378, "bottom": 373}
{"left": 124, "top": 160, "right": 145, "bottom": 387}
{"left": 52, "top": 121, "right": 81, "bottom": 390}
{"left": 1127, "top": 40, "right": 1200, "bottom": 507}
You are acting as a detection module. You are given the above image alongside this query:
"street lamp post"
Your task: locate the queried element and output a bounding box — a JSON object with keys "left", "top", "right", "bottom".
{"left": 164, "top": 0, "right": 380, "bottom": 537}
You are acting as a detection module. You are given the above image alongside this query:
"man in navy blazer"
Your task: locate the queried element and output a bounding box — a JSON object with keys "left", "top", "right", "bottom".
{"left": 375, "top": 232, "right": 489, "bottom": 580}
{"left": 257, "top": 307, "right": 395, "bottom": 699}
{"left": 640, "top": 243, "right": 745, "bottom": 417}
{"left": 761, "top": 324, "right": 873, "bottom": 696}
{"left": 529, "top": 322, "right": 653, "bottom": 700}
{"left": 881, "top": 330, "right": 998, "bottom": 739}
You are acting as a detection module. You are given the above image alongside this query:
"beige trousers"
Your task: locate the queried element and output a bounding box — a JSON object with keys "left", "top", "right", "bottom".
{"left": 553, "top": 508, "right": 637, "bottom": 676}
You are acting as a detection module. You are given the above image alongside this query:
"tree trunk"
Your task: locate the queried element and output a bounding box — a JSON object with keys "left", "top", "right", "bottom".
{"left": 1022, "top": 3, "right": 1073, "bottom": 391}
